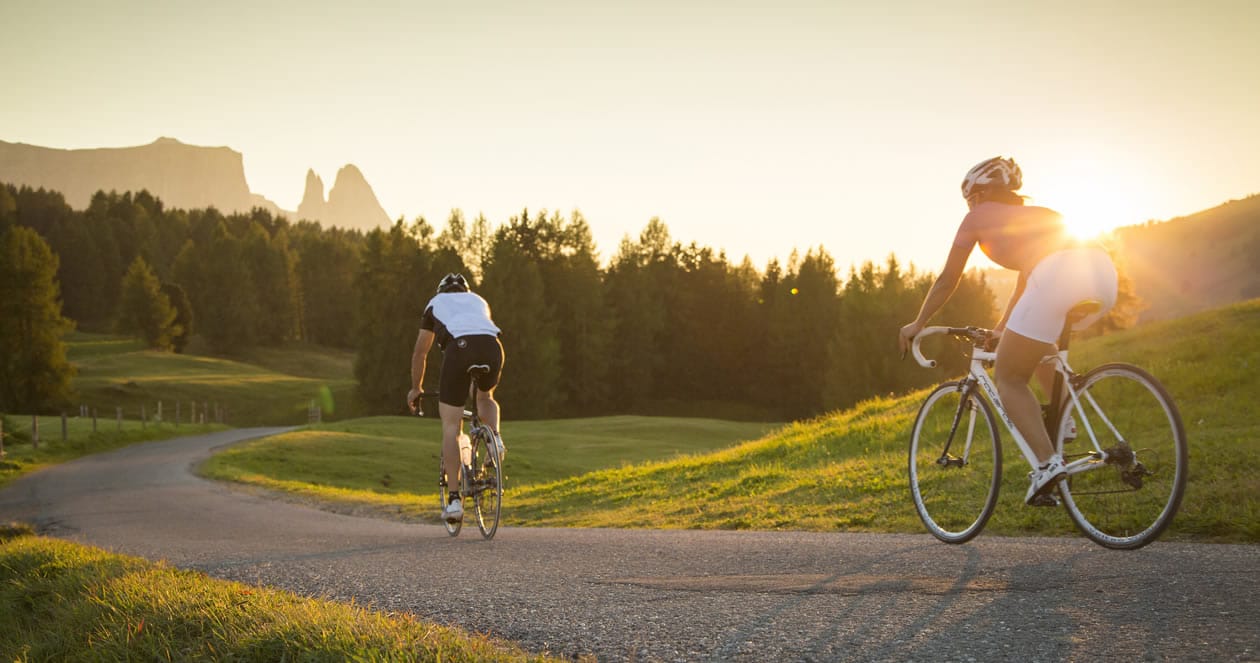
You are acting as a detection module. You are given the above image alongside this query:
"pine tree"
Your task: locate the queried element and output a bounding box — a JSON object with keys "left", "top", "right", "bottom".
{"left": 118, "top": 256, "right": 179, "bottom": 350}
{"left": 0, "top": 226, "right": 75, "bottom": 412}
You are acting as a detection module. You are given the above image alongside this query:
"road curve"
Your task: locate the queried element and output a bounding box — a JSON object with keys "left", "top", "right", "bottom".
{"left": 1, "top": 429, "right": 1256, "bottom": 662}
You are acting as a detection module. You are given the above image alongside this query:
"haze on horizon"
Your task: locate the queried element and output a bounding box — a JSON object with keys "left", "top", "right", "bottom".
{"left": 3, "top": 0, "right": 1258, "bottom": 272}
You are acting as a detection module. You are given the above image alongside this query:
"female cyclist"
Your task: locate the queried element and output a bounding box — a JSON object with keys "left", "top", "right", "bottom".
{"left": 898, "top": 157, "right": 1119, "bottom": 505}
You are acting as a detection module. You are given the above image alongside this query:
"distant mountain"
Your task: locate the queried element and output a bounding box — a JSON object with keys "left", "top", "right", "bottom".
{"left": 297, "top": 164, "right": 392, "bottom": 230}
{"left": 979, "top": 194, "right": 1260, "bottom": 323}
{"left": 0, "top": 137, "right": 391, "bottom": 231}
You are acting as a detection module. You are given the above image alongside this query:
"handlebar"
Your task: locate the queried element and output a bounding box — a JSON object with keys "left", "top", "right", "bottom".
{"left": 409, "top": 391, "right": 440, "bottom": 416}
{"left": 910, "top": 326, "right": 993, "bottom": 368}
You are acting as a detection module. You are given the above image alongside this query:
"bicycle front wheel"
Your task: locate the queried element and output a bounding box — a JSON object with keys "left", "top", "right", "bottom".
{"left": 909, "top": 381, "right": 1002, "bottom": 544}
{"left": 1057, "top": 363, "right": 1187, "bottom": 550}
{"left": 470, "top": 427, "right": 503, "bottom": 539}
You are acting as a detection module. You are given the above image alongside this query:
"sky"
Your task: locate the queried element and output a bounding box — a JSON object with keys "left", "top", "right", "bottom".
{"left": 4, "top": 0, "right": 1258, "bottom": 272}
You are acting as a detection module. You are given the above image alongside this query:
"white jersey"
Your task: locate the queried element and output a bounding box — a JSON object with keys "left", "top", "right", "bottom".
{"left": 421, "top": 292, "right": 501, "bottom": 348}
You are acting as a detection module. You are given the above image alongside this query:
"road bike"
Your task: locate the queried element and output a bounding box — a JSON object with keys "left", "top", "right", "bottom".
{"left": 414, "top": 365, "right": 504, "bottom": 539}
{"left": 907, "top": 305, "right": 1187, "bottom": 549}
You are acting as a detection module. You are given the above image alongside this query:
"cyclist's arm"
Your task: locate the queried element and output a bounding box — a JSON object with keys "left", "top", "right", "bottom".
{"left": 912, "top": 242, "right": 972, "bottom": 325}
{"left": 993, "top": 270, "right": 1029, "bottom": 335}
{"left": 411, "top": 328, "right": 435, "bottom": 393}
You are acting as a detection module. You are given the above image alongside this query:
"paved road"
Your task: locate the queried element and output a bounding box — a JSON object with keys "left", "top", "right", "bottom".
{"left": 1, "top": 428, "right": 1256, "bottom": 662}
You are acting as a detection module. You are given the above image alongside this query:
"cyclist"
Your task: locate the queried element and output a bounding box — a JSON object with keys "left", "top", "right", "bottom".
{"left": 407, "top": 272, "right": 505, "bottom": 523}
{"left": 897, "top": 157, "right": 1118, "bottom": 505}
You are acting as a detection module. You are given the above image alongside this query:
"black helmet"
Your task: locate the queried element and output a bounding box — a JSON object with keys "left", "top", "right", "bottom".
{"left": 437, "top": 272, "right": 469, "bottom": 293}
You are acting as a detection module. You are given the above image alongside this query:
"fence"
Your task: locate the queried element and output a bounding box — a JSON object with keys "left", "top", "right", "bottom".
{"left": 1, "top": 400, "right": 228, "bottom": 450}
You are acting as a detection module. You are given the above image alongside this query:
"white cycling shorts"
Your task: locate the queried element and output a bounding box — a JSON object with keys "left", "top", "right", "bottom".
{"left": 1006, "top": 247, "right": 1119, "bottom": 344}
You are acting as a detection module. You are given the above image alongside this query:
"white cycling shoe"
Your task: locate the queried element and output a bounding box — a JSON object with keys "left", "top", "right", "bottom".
{"left": 443, "top": 498, "right": 464, "bottom": 523}
{"left": 493, "top": 435, "right": 506, "bottom": 462}
{"left": 1026, "top": 455, "right": 1067, "bottom": 505}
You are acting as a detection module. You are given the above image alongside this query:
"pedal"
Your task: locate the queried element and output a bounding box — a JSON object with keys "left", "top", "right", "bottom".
{"left": 1028, "top": 493, "right": 1060, "bottom": 507}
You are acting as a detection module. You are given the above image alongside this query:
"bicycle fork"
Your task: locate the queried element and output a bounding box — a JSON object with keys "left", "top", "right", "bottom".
{"left": 938, "top": 381, "right": 980, "bottom": 469}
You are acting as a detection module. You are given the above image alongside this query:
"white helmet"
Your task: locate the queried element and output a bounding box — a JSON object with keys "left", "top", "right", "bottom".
{"left": 961, "top": 156, "right": 1022, "bottom": 201}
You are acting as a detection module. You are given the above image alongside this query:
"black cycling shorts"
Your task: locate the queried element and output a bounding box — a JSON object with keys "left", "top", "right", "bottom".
{"left": 439, "top": 334, "right": 504, "bottom": 407}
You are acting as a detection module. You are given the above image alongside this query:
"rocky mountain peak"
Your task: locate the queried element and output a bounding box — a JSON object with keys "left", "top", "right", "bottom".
{"left": 297, "top": 169, "right": 326, "bottom": 221}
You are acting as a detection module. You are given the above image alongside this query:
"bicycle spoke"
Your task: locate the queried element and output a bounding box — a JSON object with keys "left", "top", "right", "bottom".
{"left": 1058, "top": 364, "right": 1187, "bottom": 550}
{"left": 909, "top": 382, "right": 1002, "bottom": 544}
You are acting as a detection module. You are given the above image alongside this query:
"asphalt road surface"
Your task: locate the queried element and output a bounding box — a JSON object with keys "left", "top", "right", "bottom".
{"left": 1, "top": 428, "right": 1256, "bottom": 662}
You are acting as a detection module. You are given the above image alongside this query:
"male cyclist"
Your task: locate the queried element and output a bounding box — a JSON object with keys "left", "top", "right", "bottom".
{"left": 898, "top": 157, "right": 1118, "bottom": 505}
{"left": 407, "top": 273, "right": 505, "bottom": 523}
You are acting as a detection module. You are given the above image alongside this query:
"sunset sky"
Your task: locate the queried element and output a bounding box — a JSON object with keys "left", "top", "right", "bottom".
{"left": 4, "top": 0, "right": 1258, "bottom": 271}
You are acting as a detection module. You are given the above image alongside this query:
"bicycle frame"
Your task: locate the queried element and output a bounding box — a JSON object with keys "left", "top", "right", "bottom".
{"left": 912, "top": 327, "right": 1118, "bottom": 478}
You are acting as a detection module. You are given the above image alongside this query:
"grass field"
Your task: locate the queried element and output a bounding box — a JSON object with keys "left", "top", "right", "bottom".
{"left": 202, "top": 300, "right": 1260, "bottom": 543}
{"left": 66, "top": 333, "right": 360, "bottom": 427}
{"left": 198, "top": 415, "right": 781, "bottom": 520}
{"left": 0, "top": 525, "right": 564, "bottom": 662}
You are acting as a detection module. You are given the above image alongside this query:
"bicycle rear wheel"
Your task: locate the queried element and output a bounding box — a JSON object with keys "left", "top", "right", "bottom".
{"left": 438, "top": 459, "right": 461, "bottom": 537}
{"left": 909, "top": 381, "right": 1002, "bottom": 544}
{"left": 470, "top": 427, "right": 503, "bottom": 539}
{"left": 1057, "top": 363, "right": 1187, "bottom": 550}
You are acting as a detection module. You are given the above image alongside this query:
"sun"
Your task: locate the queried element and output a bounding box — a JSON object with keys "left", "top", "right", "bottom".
{"left": 1029, "top": 158, "right": 1151, "bottom": 240}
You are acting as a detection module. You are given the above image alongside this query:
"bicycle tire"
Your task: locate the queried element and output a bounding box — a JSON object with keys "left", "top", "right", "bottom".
{"left": 909, "top": 381, "right": 1003, "bottom": 544}
{"left": 439, "top": 455, "right": 461, "bottom": 537}
{"left": 470, "top": 427, "right": 503, "bottom": 539}
{"left": 1056, "top": 363, "right": 1187, "bottom": 550}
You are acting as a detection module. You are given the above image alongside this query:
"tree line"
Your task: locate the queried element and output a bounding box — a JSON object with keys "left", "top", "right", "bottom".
{"left": 7, "top": 180, "right": 1134, "bottom": 421}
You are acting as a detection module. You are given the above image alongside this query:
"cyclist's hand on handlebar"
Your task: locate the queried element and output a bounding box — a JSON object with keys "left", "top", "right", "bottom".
{"left": 984, "top": 327, "right": 1004, "bottom": 352}
{"left": 898, "top": 321, "right": 924, "bottom": 356}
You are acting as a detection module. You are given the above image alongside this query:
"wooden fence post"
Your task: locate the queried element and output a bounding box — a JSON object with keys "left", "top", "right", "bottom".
{"left": 61, "top": 412, "right": 68, "bottom": 442}
{"left": 92, "top": 408, "right": 97, "bottom": 433}
{"left": 32, "top": 414, "right": 39, "bottom": 450}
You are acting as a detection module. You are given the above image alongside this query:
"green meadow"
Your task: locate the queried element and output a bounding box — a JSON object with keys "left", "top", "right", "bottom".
{"left": 66, "top": 333, "right": 360, "bottom": 427}
{"left": 0, "top": 525, "right": 563, "bottom": 662}
{"left": 203, "top": 300, "right": 1260, "bottom": 543}
{"left": 198, "top": 415, "right": 781, "bottom": 520}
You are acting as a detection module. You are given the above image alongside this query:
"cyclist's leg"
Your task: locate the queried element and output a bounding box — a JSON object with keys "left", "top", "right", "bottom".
{"left": 439, "top": 345, "right": 474, "bottom": 501}
{"left": 439, "top": 402, "right": 464, "bottom": 493}
{"left": 472, "top": 336, "right": 505, "bottom": 435}
{"left": 1003, "top": 251, "right": 1090, "bottom": 463}
{"left": 475, "top": 388, "right": 500, "bottom": 432}
{"left": 995, "top": 331, "right": 1057, "bottom": 463}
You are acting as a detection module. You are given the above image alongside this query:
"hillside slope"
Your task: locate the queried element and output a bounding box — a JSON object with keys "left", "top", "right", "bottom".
{"left": 68, "top": 334, "right": 359, "bottom": 426}
{"left": 981, "top": 194, "right": 1260, "bottom": 323}
{"left": 506, "top": 299, "right": 1260, "bottom": 543}
{"left": 1114, "top": 194, "right": 1260, "bottom": 321}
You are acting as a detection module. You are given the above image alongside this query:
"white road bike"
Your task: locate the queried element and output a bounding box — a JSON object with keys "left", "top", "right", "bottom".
{"left": 908, "top": 310, "right": 1187, "bottom": 550}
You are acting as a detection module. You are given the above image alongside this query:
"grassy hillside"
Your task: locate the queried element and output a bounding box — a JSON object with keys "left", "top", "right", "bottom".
{"left": 67, "top": 333, "right": 360, "bottom": 426}
{"left": 506, "top": 299, "right": 1259, "bottom": 542}
{"left": 198, "top": 415, "right": 781, "bottom": 519}
{"left": 1114, "top": 194, "right": 1260, "bottom": 322}
{"left": 198, "top": 300, "right": 1259, "bottom": 543}
{"left": 0, "top": 527, "right": 560, "bottom": 662}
